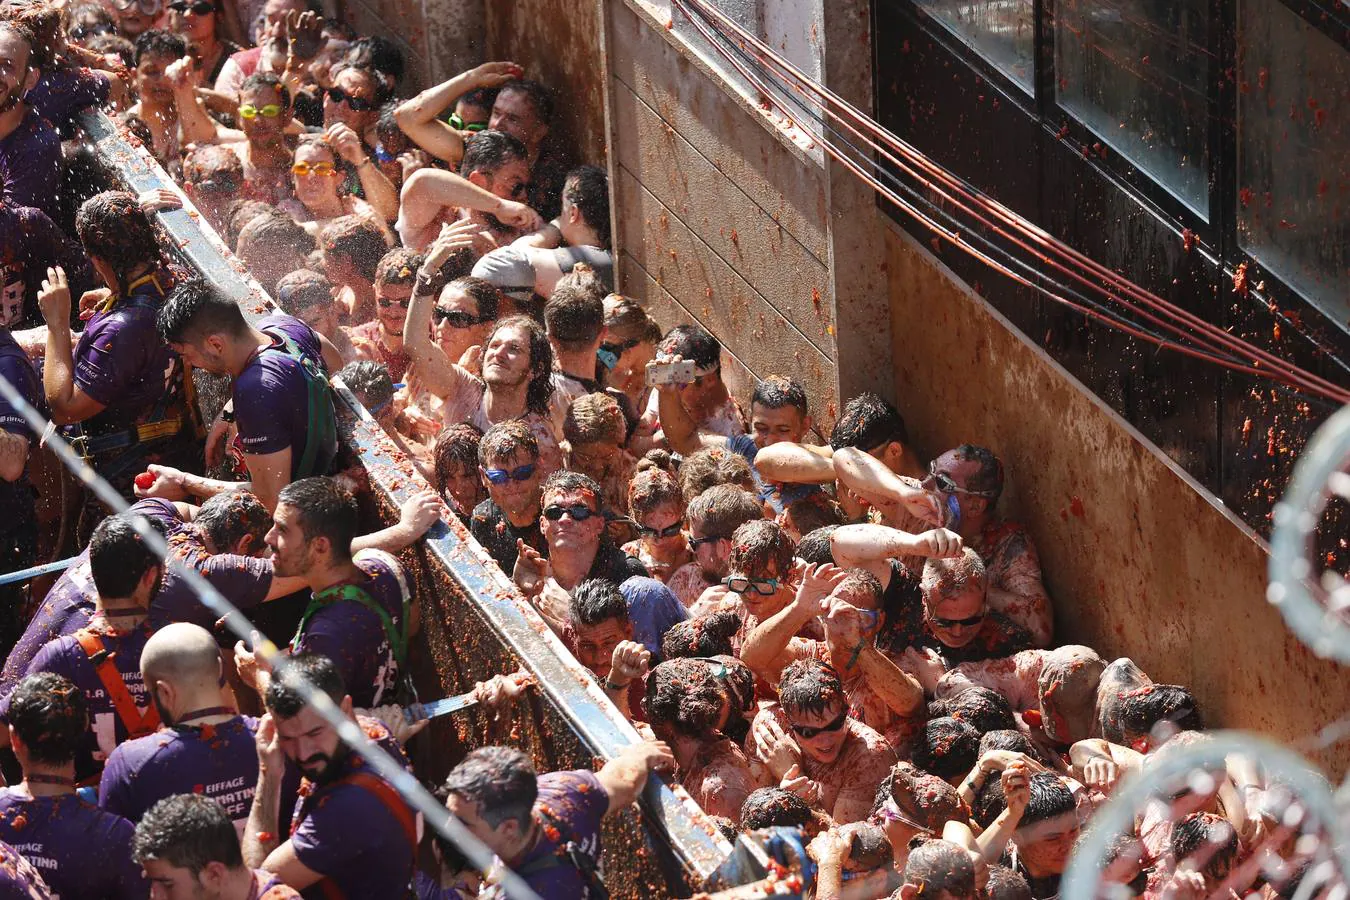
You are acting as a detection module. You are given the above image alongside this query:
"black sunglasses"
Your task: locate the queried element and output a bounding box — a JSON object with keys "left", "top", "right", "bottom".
{"left": 931, "top": 611, "right": 986, "bottom": 629}
{"left": 434, "top": 308, "right": 490, "bottom": 328}
{"left": 377, "top": 297, "right": 411, "bottom": 309}
{"left": 169, "top": 1, "right": 216, "bottom": 13}
{"left": 789, "top": 709, "right": 848, "bottom": 740}
{"left": 688, "top": 533, "right": 722, "bottom": 549}
{"left": 327, "top": 87, "right": 374, "bottom": 112}
{"left": 543, "top": 503, "right": 596, "bottom": 522}
{"left": 638, "top": 522, "right": 683, "bottom": 539}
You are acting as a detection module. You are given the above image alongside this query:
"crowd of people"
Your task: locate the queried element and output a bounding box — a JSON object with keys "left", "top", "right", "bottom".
{"left": 0, "top": 0, "right": 1321, "bottom": 897}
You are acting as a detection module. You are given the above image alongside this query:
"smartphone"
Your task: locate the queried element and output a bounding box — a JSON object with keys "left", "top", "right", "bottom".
{"left": 646, "top": 359, "right": 696, "bottom": 386}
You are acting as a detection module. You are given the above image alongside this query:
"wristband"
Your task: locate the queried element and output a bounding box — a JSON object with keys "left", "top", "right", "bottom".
{"left": 604, "top": 679, "right": 629, "bottom": 692}
{"left": 415, "top": 273, "right": 438, "bottom": 295}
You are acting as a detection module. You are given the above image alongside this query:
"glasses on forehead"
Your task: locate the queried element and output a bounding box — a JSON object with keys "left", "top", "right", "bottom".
{"left": 723, "top": 575, "right": 779, "bottom": 596}
{"left": 928, "top": 462, "right": 999, "bottom": 498}
{"left": 112, "top": 0, "right": 162, "bottom": 13}
{"left": 789, "top": 708, "right": 847, "bottom": 740}
{"left": 168, "top": 0, "right": 216, "bottom": 13}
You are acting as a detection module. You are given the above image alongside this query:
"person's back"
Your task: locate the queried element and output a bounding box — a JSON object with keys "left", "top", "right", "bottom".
{"left": 0, "top": 838, "right": 54, "bottom": 899}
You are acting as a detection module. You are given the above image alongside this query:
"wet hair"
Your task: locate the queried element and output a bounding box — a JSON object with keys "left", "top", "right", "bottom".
{"left": 643, "top": 657, "right": 727, "bottom": 737}
{"left": 8, "top": 673, "right": 87, "bottom": 765}
{"left": 829, "top": 392, "right": 909, "bottom": 452}
{"left": 240, "top": 70, "right": 290, "bottom": 109}
{"left": 686, "top": 484, "right": 763, "bottom": 542}
{"left": 497, "top": 79, "right": 554, "bottom": 126}
{"left": 678, "top": 447, "right": 754, "bottom": 504}
{"left": 65, "top": 3, "right": 114, "bottom": 43}
{"left": 338, "top": 359, "right": 394, "bottom": 412}
{"left": 708, "top": 816, "right": 739, "bottom": 842}
{"left": 182, "top": 144, "right": 243, "bottom": 195}
{"left": 781, "top": 495, "right": 843, "bottom": 537}
{"left": 487, "top": 315, "right": 555, "bottom": 417}
{"left": 603, "top": 297, "right": 661, "bottom": 345}
{"left": 564, "top": 392, "right": 625, "bottom": 448}
{"left": 194, "top": 490, "right": 270, "bottom": 554}
{"left": 374, "top": 247, "right": 422, "bottom": 289}
{"left": 871, "top": 760, "right": 967, "bottom": 831}
{"left": 1, "top": 0, "right": 57, "bottom": 68}
{"left": 978, "top": 729, "right": 1038, "bottom": 760}
{"left": 157, "top": 278, "right": 250, "bottom": 345}
{"left": 544, "top": 282, "right": 605, "bottom": 351}
{"left": 911, "top": 716, "right": 980, "bottom": 782}
{"left": 658, "top": 324, "right": 720, "bottom": 371}
{"left": 478, "top": 419, "right": 539, "bottom": 467}
{"left": 264, "top": 651, "right": 345, "bottom": 719}
{"left": 273, "top": 269, "right": 333, "bottom": 317}
{"left": 224, "top": 199, "right": 272, "bottom": 251}
{"left": 1171, "top": 812, "right": 1238, "bottom": 881}
{"left": 540, "top": 469, "right": 603, "bottom": 513}
{"left": 441, "top": 276, "right": 501, "bottom": 321}
{"left": 119, "top": 112, "right": 154, "bottom": 150}
{"left": 974, "top": 771, "right": 1075, "bottom": 830}
{"left": 343, "top": 36, "right": 402, "bottom": 87}
{"left": 635, "top": 448, "right": 677, "bottom": 477}
{"left": 740, "top": 787, "right": 813, "bottom": 830}
{"left": 320, "top": 215, "right": 389, "bottom": 282}
{"left": 133, "top": 794, "right": 243, "bottom": 872}
{"left": 563, "top": 165, "right": 610, "bottom": 249}
{"left": 75, "top": 191, "right": 162, "bottom": 300}
{"left": 837, "top": 568, "right": 884, "bottom": 612}
{"left": 433, "top": 424, "right": 484, "bottom": 493}
{"left": 442, "top": 746, "right": 537, "bottom": 829}
{"left": 848, "top": 823, "right": 893, "bottom": 872}
{"left": 237, "top": 210, "right": 315, "bottom": 261}
{"left": 751, "top": 375, "right": 808, "bottom": 415}
{"left": 276, "top": 477, "right": 358, "bottom": 563}
{"left": 727, "top": 519, "right": 795, "bottom": 580}
{"left": 660, "top": 611, "right": 739, "bottom": 660}
{"left": 329, "top": 60, "right": 391, "bottom": 106}
{"left": 568, "top": 579, "right": 629, "bottom": 628}
{"left": 778, "top": 658, "right": 844, "bottom": 718}
{"left": 85, "top": 32, "right": 135, "bottom": 67}
{"left": 928, "top": 687, "right": 1017, "bottom": 737}
{"left": 459, "top": 129, "right": 528, "bottom": 178}
{"left": 628, "top": 467, "right": 682, "bottom": 521}
{"left": 948, "top": 445, "right": 1004, "bottom": 501}
{"left": 904, "top": 839, "right": 976, "bottom": 899}
{"left": 985, "top": 865, "right": 1033, "bottom": 900}
{"left": 133, "top": 28, "right": 186, "bottom": 65}
{"left": 1117, "top": 684, "right": 1203, "bottom": 746}
{"left": 920, "top": 548, "right": 987, "bottom": 606}
{"left": 90, "top": 513, "right": 166, "bottom": 598}
{"left": 458, "top": 86, "right": 497, "bottom": 116}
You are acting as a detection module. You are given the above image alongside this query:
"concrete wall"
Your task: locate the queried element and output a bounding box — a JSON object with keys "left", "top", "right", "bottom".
{"left": 884, "top": 223, "right": 1350, "bottom": 777}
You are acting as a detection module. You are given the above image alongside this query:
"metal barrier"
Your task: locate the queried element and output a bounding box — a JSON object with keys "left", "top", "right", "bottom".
{"left": 72, "top": 109, "right": 777, "bottom": 897}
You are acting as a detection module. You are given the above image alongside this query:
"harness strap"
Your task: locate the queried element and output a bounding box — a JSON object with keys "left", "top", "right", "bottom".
{"left": 260, "top": 330, "right": 335, "bottom": 479}
{"left": 296, "top": 769, "right": 417, "bottom": 900}
{"left": 74, "top": 629, "right": 160, "bottom": 739}
{"left": 291, "top": 582, "right": 409, "bottom": 670}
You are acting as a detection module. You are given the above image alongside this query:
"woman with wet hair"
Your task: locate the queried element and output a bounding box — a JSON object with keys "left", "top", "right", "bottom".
{"left": 280, "top": 135, "right": 388, "bottom": 239}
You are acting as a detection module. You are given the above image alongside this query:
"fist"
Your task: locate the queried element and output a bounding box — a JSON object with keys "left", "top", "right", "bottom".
{"left": 608, "top": 640, "right": 651, "bottom": 685}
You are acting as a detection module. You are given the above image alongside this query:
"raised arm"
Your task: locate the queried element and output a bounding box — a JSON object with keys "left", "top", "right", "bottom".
{"left": 740, "top": 563, "right": 844, "bottom": 679}
{"left": 832, "top": 447, "right": 941, "bottom": 524}
{"left": 596, "top": 740, "right": 675, "bottom": 813}
{"left": 168, "top": 58, "right": 231, "bottom": 146}
{"left": 403, "top": 226, "right": 483, "bottom": 401}
{"left": 397, "top": 168, "right": 543, "bottom": 245}
{"left": 652, "top": 362, "right": 726, "bottom": 456}
{"left": 394, "top": 62, "right": 522, "bottom": 164}
{"left": 37, "top": 268, "right": 105, "bottom": 425}
{"left": 326, "top": 123, "right": 399, "bottom": 223}
{"left": 752, "top": 441, "right": 835, "bottom": 484}
{"left": 831, "top": 523, "right": 964, "bottom": 582}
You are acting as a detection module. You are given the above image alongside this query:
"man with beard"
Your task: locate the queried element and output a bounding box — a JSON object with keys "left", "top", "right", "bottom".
{"left": 0, "top": 673, "right": 146, "bottom": 899}
{"left": 244, "top": 652, "right": 416, "bottom": 897}
{"left": 346, "top": 247, "right": 417, "bottom": 383}
{"left": 0, "top": 21, "right": 59, "bottom": 221}
{"left": 0, "top": 514, "right": 167, "bottom": 771}
{"left": 233, "top": 477, "right": 416, "bottom": 709}
{"left": 149, "top": 279, "right": 343, "bottom": 511}
{"left": 667, "top": 484, "right": 764, "bottom": 608}
{"left": 395, "top": 129, "right": 543, "bottom": 251}
{"left": 134, "top": 794, "right": 302, "bottom": 899}
{"left": 99, "top": 623, "right": 300, "bottom": 834}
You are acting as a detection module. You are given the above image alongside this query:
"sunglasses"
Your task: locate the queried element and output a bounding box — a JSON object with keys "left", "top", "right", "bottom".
{"left": 482, "top": 463, "right": 535, "bottom": 485}
{"left": 169, "top": 1, "right": 216, "bottom": 13}
{"left": 723, "top": 576, "right": 780, "bottom": 596}
{"left": 327, "top": 86, "right": 374, "bottom": 112}
{"left": 543, "top": 503, "right": 597, "bottom": 522}
{"left": 434, "top": 308, "right": 490, "bottom": 328}
{"left": 928, "top": 464, "right": 999, "bottom": 498}
{"left": 378, "top": 297, "right": 411, "bottom": 309}
{"left": 789, "top": 709, "right": 847, "bottom": 740}
{"left": 931, "top": 611, "right": 986, "bottom": 629}
{"left": 239, "top": 103, "right": 282, "bottom": 120}
{"left": 688, "top": 533, "right": 722, "bottom": 549}
{"left": 638, "top": 522, "right": 683, "bottom": 539}
{"left": 292, "top": 161, "right": 338, "bottom": 177}
{"left": 373, "top": 143, "right": 396, "bottom": 163}
{"left": 193, "top": 174, "right": 238, "bottom": 194}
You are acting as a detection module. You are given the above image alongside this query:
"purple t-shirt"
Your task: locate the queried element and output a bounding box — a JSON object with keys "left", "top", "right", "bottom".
{"left": 0, "top": 110, "right": 60, "bottom": 222}
{"left": 155, "top": 518, "right": 275, "bottom": 631}
{"left": 291, "top": 550, "right": 409, "bottom": 708}
{"left": 25, "top": 66, "right": 110, "bottom": 133}
{"left": 0, "top": 839, "right": 54, "bottom": 899}
{"left": 0, "top": 331, "right": 40, "bottom": 535}
{"left": 0, "top": 499, "right": 177, "bottom": 703}
{"left": 0, "top": 790, "right": 146, "bottom": 899}
{"left": 511, "top": 770, "right": 609, "bottom": 899}
{"left": 289, "top": 720, "right": 415, "bottom": 900}
{"left": 72, "top": 269, "right": 180, "bottom": 432}
{"left": 5, "top": 620, "right": 154, "bottom": 764}
{"left": 0, "top": 205, "right": 89, "bottom": 327}
{"left": 233, "top": 315, "right": 337, "bottom": 478}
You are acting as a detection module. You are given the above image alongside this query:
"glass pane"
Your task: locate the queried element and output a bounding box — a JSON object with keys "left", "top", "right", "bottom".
{"left": 1055, "top": 0, "right": 1211, "bottom": 219}
{"left": 1238, "top": 0, "right": 1350, "bottom": 326}
{"left": 914, "top": 0, "right": 1035, "bottom": 94}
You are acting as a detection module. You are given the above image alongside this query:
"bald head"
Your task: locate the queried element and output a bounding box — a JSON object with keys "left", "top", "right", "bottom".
{"left": 140, "top": 622, "right": 222, "bottom": 690}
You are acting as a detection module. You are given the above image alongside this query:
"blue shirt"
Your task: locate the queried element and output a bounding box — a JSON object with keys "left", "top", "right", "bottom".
{"left": 727, "top": 434, "right": 823, "bottom": 514}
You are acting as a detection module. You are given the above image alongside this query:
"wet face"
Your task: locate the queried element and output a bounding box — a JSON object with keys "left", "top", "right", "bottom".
{"left": 445, "top": 795, "right": 519, "bottom": 862}
{"left": 824, "top": 582, "right": 883, "bottom": 646}
{"left": 488, "top": 88, "right": 547, "bottom": 150}
{"left": 482, "top": 322, "right": 534, "bottom": 389}
{"left": 264, "top": 502, "right": 318, "bottom": 578}
{"left": 141, "top": 858, "right": 213, "bottom": 900}
{"left": 168, "top": 0, "right": 217, "bottom": 44}
{"left": 922, "top": 450, "right": 988, "bottom": 531}
{"left": 785, "top": 699, "right": 849, "bottom": 764}
{"left": 1015, "top": 814, "right": 1081, "bottom": 875}
{"left": 480, "top": 448, "right": 541, "bottom": 518}
{"left": 135, "top": 51, "right": 179, "bottom": 104}
{"left": 606, "top": 339, "right": 655, "bottom": 400}
{"left": 323, "top": 66, "right": 377, "bottom": 133}
{"left": 274, "top": 705, "right": 343, "bottom": 781}
{"left": 567, "top": 441, "right": 621, "bottom": 484}
{"left": 678, "top": 367, "right": 725, "bottom": 415}
{"left": 572, "top": 617, "right": 629, "bottom": 678}
{"left": 168, "top": 336, "right": 228, "bottom": 376}
{"left": 541, "top": 488, "right": 604, "bottom": 556}
{"left": 638, "top": 502, "right": 685, "bottom": 554}
{"left": 750, "top": 403, "right": 808, "bottom": 451}
{"left": 240, "top": 82, "right": 287, "bottom": 147}
{"left": 309, "top": 36, "right": 349, "bottom": 89}
{"left": 730, "top": 559, "right": 794, "bottom": 619}
{"left": 114, "top": 0, "right": 163, "bottom": 39}
{"left": 375, "top": 281, "right": 412, "bottom": 335}
{"left": 293, "top": 142, "right": 341, "bottom": 209}
{"left": 481, "top": 157, "right": 530, "bottom": 204}
{"left": 455, "top": 97, "right": 491, "bottom": 129}
{"left": 433, "top": 285, "right": 490, "bottom": 361}
{"left": 441, "top": 460, "right": 484, "bottom": 514}
{"left": 297, "top": 298, "right": 339, "bottom": 339}
{"left": 925, "top": 581, "right": 987, "bottom": 649}
{"left": 687, "top": 515, "right": 729, "bottom": 580}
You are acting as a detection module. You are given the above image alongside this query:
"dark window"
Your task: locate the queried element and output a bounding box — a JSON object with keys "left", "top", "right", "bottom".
{"left": 915, "top": 0, "right": 1035, "bottom": 93}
